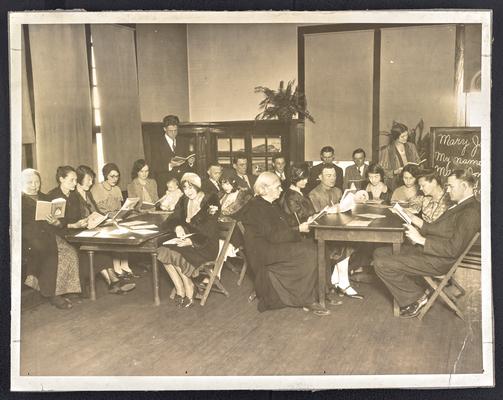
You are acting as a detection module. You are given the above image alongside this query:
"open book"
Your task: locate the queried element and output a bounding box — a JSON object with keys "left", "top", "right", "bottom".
{"left": 86, "top": 212, "right": 108, "bottom": 230}
{"left": 339, "top": 189, "right": 357, "bottom": 212}
{"left": 406, "top": 159, "right": 427, "bottom": 167}
{"left": 35, "top": 198, "right": 66, "bottom": 221}
{"left": 111, "top": 197, "right": 140, "bottom": 221}
{"left": 141, "top": 197, "right": 164, "bottom": 210}
{"left": 392, "top": 202, "right": 412, "bottom": 224}
{"left": 171, "top": 154, "right": 196, "bottom": 165}
{"left": 163, "top": 233, "right": 195, "bottom": 245}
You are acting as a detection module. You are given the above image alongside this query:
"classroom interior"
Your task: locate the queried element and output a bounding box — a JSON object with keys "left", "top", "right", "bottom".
{"left": 18, "top": 22, "right": 484, "bottom": 376}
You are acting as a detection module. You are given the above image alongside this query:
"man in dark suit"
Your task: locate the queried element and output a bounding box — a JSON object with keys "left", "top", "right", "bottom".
{"left": 201, "top": 162, "right": 223, "bottom": 196}
{"left": 270, "top": 153, "right": 289, "bottom": 191}
{"left": 373, "top": 169, "right": 480, "bottom": 318}
{"left": 306, "top": 146, "right": 344, "bottom": 194}
{"left": 343, "top": 148, "right": 369, "bottom": 190}
{"left": 231, "top": 153, "right": 256, "bottom": 191}
{"left": 148, "top": 115, "right": 187, "bottom": 196}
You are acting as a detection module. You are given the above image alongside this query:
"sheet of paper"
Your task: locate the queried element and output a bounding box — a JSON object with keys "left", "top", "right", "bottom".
{"left": 355, "top": 213, "right": 386, "bottom": 219}
{"left": 75, "top": 230, "right": 99, "bottom": 237}
{"left": 162, "top": 233, "right": 194, "bottom": 245}
{"left": 346, "top": 220, "right": 372, "bottom": 227}
{"left": 120, "top": 220, "right": 147, "bottom": 227}
{"left": 129, "top": 224, "right": 158, "bottom": 230}
{"left": 132, "top": 229, "right": 159, "bottom": 235}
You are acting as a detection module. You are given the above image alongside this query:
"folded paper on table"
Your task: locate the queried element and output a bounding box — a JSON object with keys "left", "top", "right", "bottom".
{"left": 132, "top": 229, "right": 159, "bottom": 235}
{"left": 355, "top": 213, "right": 386, "bottom": 219}
{"left": 162, "top": 233, "right": 195, "bottom": 245}
{"left": 129, "top": 224, "right": 158, "bottom": 230}
{"left": 75, "top": 230, "right": 99, "bottom": 237}
{"left": 346, "top": 220, "right": 372, "bottom": 227}
{"left": 35, "top": 198, "right": 66, "bottom": 221}
{"left": 121, "top": 220, "right": 148, "bottom": 227}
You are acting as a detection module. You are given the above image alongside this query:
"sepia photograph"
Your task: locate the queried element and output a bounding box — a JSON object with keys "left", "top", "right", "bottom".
{"left": 9, "top": 9, "right": 493, "bottom": 391}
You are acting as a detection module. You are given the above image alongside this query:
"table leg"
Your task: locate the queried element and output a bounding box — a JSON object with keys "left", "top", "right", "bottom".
{"left": 88, "top": 251, "right": 96, "bottom": 301}
{"left": 392, "top": 243, "right": 401, "bottom": 255}
{"left": 317, "top": 239, "right": 326, "bottom": 308}
{"left": 151, "top": 252, "right": 160, "bottom": 306}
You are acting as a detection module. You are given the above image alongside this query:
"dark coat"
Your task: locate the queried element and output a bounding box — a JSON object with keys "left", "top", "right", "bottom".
{"left": 47, "top": 187, "right": 82, "bottom": 234}
{"left": 366, "top": 184, "right": 391, "bottom": 205}
{"left": 305, "top": 162, "right": 344, "bottom": 195}
{"left": 201, "top": 177, "right": 221, "bottom": 197}
{"left": 230, "top": 170, "right": 257, "bottom": 191}
{"left": 281, "top": 188, "right": 316, "bottom": 226}
{"left": 160, "top": 192, "right": 220, "bottom": 267}
{"left": 22, "top": 192, "right": 59, "bottom": 297}
{"left": 344, "top": 164, "right": 369, "bottom": 190}
{"left": 148, "top": 133, "right": 189, "bottom": 196}
{"left": 420, "top": 196, "right": 480, "bottom": 269}
{"left": 239, "top": 196, "right": 317, "bottom": 311}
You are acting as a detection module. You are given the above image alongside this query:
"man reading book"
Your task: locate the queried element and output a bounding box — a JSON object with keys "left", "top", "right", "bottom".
{"left": 373, "top": 169, "right": 480, "bottom": 318}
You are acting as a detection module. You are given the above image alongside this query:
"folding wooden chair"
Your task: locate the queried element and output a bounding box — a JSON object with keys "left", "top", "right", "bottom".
{"left": 195, "top": 220, "right": 236, "bottom": 305}
{"left": 169, "top": 220, "right": 236, "bottom": 306}
{"left": 223, "top": 221, "right": 248, "bottom": 286}
{"left": 393, "top": 232, "right": 481, "bottom": 320}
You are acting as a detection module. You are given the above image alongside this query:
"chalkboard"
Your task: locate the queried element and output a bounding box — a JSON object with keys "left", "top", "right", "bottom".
{"left": 430, "top": 127, "right": 481, "bottom": 198}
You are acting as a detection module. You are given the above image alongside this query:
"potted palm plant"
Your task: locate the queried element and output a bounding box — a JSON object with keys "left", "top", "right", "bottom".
{"left": 254, "top": 80, "right": 315, "bottom": 122}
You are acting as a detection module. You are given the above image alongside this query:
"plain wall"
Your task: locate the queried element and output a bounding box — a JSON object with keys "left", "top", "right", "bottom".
{"left": 136, "top": 24, "right": 190, "bottom": 123}
{"left": 186, "top": 24, "right": 298, "bottom": 122}
{"left": 379, "top": 25, "right": 457, "bottom": 145}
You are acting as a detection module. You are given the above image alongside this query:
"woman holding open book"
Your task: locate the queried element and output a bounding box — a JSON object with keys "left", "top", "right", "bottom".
{"left": 409, "top": 170, "right": 450, "bottom": 223}
{"left": 157, "top": 173, "right": 220, "bottom": 308}
{"left": 127, "top": 159, "right": 159, "bottom": 209}
{"left": 281, "top": 164, "right": 315, "bottom": 227}
{"left": 22, "top": 168, "right": 82, "bottom": 309}
{"left": 379, "top": 121, "right": 421, "bottom": 191}
{"left": 91, "top": 163, "right": 137, "bottom": 279}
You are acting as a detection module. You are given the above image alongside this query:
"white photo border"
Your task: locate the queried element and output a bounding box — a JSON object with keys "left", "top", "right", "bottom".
{"left": 9, "top": 9, "right": 493, "bottom": 391}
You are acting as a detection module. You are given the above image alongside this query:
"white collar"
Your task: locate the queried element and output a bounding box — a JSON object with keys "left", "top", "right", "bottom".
{"left": 457, "top": 194, "right": 474, "bottom": 205}
{"left": 290, "top": 185, "right": 302, "bottom": 194}
{"left": 210, "top": 178, "right": 219, "bottom": 187}
{"left": 164, "top": 134, "right": 175, "bottom": 147}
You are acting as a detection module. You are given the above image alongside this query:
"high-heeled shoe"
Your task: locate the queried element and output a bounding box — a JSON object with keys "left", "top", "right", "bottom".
{"left": 182, "top": 297, "right": 194, "bottom": 308}
{"left": 174, "top": 294, "right": 184, "bottom": 307}
{"left": 336, "top": 285, "right": 364, "bottom": 300}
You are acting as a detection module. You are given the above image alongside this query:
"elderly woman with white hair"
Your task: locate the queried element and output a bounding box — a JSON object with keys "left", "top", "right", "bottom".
{"left": 238, "top": 172, "right": 329, "bottom": 316}
{"left": 157, "top": 172, "right": 220, "bottom": 308}
{"left": 21, "top": 168, "right": 81, "bottom": 309}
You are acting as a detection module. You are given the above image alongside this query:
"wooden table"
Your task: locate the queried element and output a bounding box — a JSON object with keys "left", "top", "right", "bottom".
{"left": 310, "top": 204, "right": 405, "bottom": 308}
{"left": 66, "top": 212, "right": 173, "bottom": 305}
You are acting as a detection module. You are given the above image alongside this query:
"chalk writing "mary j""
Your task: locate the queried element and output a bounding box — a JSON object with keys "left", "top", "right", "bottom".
{"left": 438, "top": 134, "right": 480, "bottom": 157}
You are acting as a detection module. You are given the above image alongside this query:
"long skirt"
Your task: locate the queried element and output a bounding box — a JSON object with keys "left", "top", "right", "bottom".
{"left": 25, "top": 235, "right": 81, "bottom": 296}
{"left": 256, "top": 239, "right": 317, "bottom": 312}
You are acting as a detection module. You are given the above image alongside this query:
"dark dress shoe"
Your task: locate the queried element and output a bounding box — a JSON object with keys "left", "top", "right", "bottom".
{"left": 399, "top": 296, "right": 429, "bottom": 319}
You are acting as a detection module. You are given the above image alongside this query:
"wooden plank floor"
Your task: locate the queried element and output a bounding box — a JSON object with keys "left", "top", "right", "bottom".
{"left": 19, "top": 265, "right": 483, "bottom": 376}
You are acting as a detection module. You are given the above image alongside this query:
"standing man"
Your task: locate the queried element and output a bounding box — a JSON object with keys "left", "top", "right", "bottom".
{"left": 149, "top": 115, "right": 186, "bottom": 196}
{"left": 343, "top": 148, "right": 368, "bottom": 190}
{"left": 271, "top": 153, "right": 289, "bottom": 191}
{"left": 231, "top": 153, "right": 256, "bottom": 191}
{"left": 373, "top": 169, "right": 480, "bottom": 318}
{"left": 306, "top": 146, "right": 344, "bottom": 194}
{"left": 201, "top": 162, "right": 223, "bottom": 196}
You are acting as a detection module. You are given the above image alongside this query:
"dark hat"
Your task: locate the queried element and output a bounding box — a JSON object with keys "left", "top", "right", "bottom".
{"left": 290, "top": 163, "right": 309, "bottom": 184}
{"left": 102, "top": 163, "right": 120, "bottom": 179}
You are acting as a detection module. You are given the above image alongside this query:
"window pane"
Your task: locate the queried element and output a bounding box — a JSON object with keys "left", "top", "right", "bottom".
{"left": 252, "top": 137, "right": 266, "bottom": 153}
{"left": 90, "top": 46, "right": 96, "bottom": 68}
{"left": 268, "top": 137, "right": 282, "bottom": 153}
{"left": 218, "top": 156, "right": 231, "bottom": 166}
{"left": 232, "top": 137, "right": 245, "bottom": 152}
{"left": 94, "top": 109, "right": 101, "bottom": 127}
{"left": 96, "top": 133, "right": 105, "bottom": 181}
{"left": 217, "top": 137, "right": 231, "bottom": 152}
{"left": 252, "top": 157, "right": 267, "bottom": 175}
{"left": 92, "top": 86, "right": 100, "bottom": 108}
